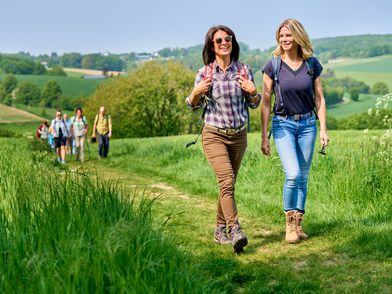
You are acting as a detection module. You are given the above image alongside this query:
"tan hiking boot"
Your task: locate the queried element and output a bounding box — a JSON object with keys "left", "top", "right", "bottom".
{"left": 285, "top": 211, "right": 299, "bottom": 244}
{"left": 295, "top": 211, "right": 308, "bottom": 240}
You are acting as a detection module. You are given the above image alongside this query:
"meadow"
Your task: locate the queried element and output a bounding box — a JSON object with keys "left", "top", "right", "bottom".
{"left": 0, "top": 73, "right": 104, "bottom": 97}
{"left": 1, "top": 127, "right": 391, "bottom": 292}
{"left": 0, "top": 138, "right": 217, "bottom": 293}
{"left": 326, "top": 55, "right": 392, "bottom": 92}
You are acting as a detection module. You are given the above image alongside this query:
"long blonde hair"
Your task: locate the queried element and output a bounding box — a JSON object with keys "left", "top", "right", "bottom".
{"left": 272, "top": 19, "right": 313, "bottom": 59}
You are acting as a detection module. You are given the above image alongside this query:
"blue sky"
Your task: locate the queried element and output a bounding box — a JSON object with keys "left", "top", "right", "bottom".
{"left": 1, "top": 0, "right": 391, "bottom": 55}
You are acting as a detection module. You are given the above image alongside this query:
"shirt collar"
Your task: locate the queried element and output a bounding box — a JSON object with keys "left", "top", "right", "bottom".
{"left": 213, "top": 60, "right": 237, "bottom": 73}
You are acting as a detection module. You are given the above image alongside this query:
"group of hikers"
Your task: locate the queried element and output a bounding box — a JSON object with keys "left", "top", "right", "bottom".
{"left": 36, "top": 106, "right": 112, "bottom": 164}
{"left": 35, "top": 18, "right": 329, "bottom": 254}
{"left": 186, "top": 19, "right": 329, "bottom": 253}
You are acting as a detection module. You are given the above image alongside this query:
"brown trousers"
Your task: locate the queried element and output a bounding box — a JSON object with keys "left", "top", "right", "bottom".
{"left": 202, "top": 126, "right": 247, "bottom": 229}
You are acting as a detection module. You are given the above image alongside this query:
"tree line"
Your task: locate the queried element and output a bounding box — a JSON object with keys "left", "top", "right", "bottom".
{"left": 82, "top": 61, "right": 390, "bottom": 139}
{"left": 0, "top": 54, "right": 67, "bottom": 76}
{"left": 0, "top": 74, "right": 83, "bottom": 110}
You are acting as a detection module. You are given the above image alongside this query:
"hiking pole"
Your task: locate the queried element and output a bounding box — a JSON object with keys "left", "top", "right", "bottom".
{"left": 85, "top": 135, "right": 91, "bottom": 161}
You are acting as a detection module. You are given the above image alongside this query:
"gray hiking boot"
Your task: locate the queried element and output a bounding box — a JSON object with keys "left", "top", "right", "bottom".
{"left": 214, "top": 224, "right": 232, "bottom": 245}
{"left": 229, "top": 225, "right": 248, "bottom": 254}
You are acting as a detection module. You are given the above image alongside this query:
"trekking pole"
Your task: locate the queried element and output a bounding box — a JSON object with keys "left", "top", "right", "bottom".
{"left": 85, "top": 135, "right": 91, "bottom": 161}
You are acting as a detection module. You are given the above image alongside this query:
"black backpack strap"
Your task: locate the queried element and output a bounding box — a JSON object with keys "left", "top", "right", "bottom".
{"left": 185, "top": 65, "right": 212, "bottom": 148}
{"left": 305, "top": 57, "right": 319, "bottom": 120}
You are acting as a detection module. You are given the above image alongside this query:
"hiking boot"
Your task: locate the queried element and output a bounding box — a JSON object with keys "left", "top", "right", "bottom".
{"left": 285, "top": 211, "right": 300, "bottom": 244}
{"left": 214, "top": 224, "right": 232, "bottom": 245}
{"left": 229, "top": 225, "right": 248, "bottom": 253}
{"left": 295, "top": 211, "right": 308, "bottom": 240}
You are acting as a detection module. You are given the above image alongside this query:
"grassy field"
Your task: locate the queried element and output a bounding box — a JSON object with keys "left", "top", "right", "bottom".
{"left": 325, "top": 55, "right": 392, "bottom": 91}
{"left": 0, "top": 73, "right": 105, "bottom": 97}
{"left": 0, "top": 139, "right": 216, "bottom": 293}
{"left": 327, "top": 94, "right": 378, "bottom": 118}
{"left": 93, "top": 131, "right": 390, "bottom": 293}
{"left": 324, "top": 55, "right": 392, "bottom": 118}
{"left": 0, "top": 104, "right": 44, "bottom": 123}
{"left": 1, "top": 130, "right": 391, "bottom": 292}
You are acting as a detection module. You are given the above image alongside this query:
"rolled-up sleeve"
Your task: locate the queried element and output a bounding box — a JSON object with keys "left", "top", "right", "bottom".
{"left": 185, "top": 68, "right": 206, "bottom": 111}
{"left": 244, "top": 64, "right": 261, "bottom": 109}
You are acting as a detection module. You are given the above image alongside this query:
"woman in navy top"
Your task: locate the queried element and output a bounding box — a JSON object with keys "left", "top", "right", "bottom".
{"left": 260, "top": 19, "right": 329, "bottom": 244}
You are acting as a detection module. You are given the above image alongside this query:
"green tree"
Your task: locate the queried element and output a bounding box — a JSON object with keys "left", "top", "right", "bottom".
{"left": 371, "top": 82, "right": 389, "bottom": 95}
{"left": 47, "top": 65, "right": 67, "bottom": 76}
{"left": 2, "top": 74, "right": 17, "bottom": 95}
{"left": 61, "top": 52, "right": 82, "bottom": 68}
{"left": 15, "top": 81, "right": 41, "bottom": 105}
{"left": 41, "top": 80, "right": 62, "bottom": 107}
{"left": 0, "top": 83, "right": 6, "bottom": 102}
{"left": 84, "top": 61, "right": 195, "bottom": 138}
{"left": 349, "top": 87, "right": 360, "bottom": 101}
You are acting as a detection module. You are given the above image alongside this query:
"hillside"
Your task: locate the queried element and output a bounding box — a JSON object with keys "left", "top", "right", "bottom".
{"left": 0, "top": 73, "right": 104, "bottom": 97}
{"left": 0, "top": 104, "right": 44, "bottom": 123}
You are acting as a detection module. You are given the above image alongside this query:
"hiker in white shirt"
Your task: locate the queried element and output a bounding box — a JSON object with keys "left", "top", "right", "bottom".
{"left": 70, "top": 107, "right": 88, "bottom": 162}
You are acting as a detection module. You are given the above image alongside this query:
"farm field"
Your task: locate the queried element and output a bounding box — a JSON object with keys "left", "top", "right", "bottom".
{"left": 325, "top": 54, "right": 392, "bottom": 90}
{"left": 0, "top": 104, "right": 44, "bottom": 123}
{"left": 0, "top": 73, "right": 105, "bottom": 97}
{"left": 1, "top": 130, "right": 390, "bottom": 292}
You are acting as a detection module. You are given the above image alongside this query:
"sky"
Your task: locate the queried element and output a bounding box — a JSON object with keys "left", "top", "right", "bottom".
{"left": 1, "top": 0, "right": 392, "bottom": 55}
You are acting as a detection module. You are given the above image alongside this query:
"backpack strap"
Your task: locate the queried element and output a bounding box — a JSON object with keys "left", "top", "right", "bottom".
{"left": 305, "top": 57, "right": 315, "bottom": 78}
{"left": 271, "top": 56, "right": 282, "bottom": 84}
{"left": 235, "top": 61, "right": 251, "bottom": 132}
{"left": 305, "top": 56, "right": 319, "bottom": 120}
{"left": 271, "top": 56, "right": 285, "bottom": 116}
{"left": 186, "top": 64, "right": 213, "bottom": 148}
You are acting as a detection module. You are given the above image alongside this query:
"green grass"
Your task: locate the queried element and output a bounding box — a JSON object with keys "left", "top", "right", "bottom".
{"left": 327, "top": 94, "right": 379, "bottom": 118}
{"left": 325, "top": 55, "right": 392, "bottom": 91}
{"left": 0, "top": 138, "right": 217, "bottom": 293}
{"left": 93, "top": 131, "right": 392, "bottom": 293}
{"left": 0, "top": 121, "right": 38, "bottom": 136}
{"left": 0, "top": 74, "right": 105, "bottom": 97}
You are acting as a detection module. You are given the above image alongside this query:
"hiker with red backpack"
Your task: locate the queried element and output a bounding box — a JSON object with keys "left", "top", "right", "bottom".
{"left": 36, "top": 121, "right": 49, "bottom": 141}
{"left": 260, "top": 19, "right": 329, "bottom": 244}
{"left": 70, "top": 107, "right": 88, "bottom": 162}
{"left": 186, "top": 25, "right": 261, "bottom": 253}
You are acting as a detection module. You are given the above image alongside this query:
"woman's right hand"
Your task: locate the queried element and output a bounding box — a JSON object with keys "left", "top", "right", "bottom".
{"left": 192, "top": 78, "right": 212, "bottom": 96}
{"left": 261, "top": 138, "right": 271, "bottom": 156}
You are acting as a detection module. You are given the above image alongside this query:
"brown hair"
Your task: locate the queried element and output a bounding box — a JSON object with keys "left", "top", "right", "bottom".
{"left": 202, "top": 25, "right": 240, "bottom": 65}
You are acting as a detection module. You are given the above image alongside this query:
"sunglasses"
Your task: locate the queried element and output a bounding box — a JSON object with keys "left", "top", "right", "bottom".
{"left": 319, "top": 145, "right": 327, "bottom": 155}
{"left": 214, "top": 35, "right": 233, "bottom": 44}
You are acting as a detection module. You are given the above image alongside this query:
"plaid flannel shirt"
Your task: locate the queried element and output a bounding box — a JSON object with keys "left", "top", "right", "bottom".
{"left": 186, "top": 60, "right": 260, "bottom": 129}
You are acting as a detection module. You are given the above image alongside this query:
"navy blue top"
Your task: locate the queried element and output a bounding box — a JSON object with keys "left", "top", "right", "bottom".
{"left": 262, "top": 57, "right": 323, "bottom": 115}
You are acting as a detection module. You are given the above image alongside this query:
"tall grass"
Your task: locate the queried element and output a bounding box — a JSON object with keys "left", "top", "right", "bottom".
{"left": 0, "top": 138, "right": 216, "bottom": 293}
{"left": 106, "top": 130, "right": 392, "bottom": 258}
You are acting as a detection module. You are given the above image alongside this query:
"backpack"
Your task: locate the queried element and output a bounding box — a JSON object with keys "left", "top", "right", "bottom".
{"left": 73, "top": 115, "right": 87, "bottom": 126}
{"left": 36, "top": 125, "right": 42, "bottom": 138}
{"left": 271, "top": 56, "right": 316, "bottom": 115}
{"left": 185, "top": 62, "right": 251, "bottom": 148}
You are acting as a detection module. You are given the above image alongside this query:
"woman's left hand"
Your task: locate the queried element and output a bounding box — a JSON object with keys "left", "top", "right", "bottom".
{"left": 320, "top": 130, "right": 329, "bottom": 146}
{"left": 239, "top": 76, "right": 257, "bottom": 96}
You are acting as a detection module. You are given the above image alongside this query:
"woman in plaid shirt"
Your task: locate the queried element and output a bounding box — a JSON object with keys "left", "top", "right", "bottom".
{"left": 186, "top": 25, "right": 261, "bottom": 253}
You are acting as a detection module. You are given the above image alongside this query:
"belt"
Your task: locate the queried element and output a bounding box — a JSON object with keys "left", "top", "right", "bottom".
{"left": 277, "top": 111, "right": 314, "bottom": 121}
{"left": 205, "top": 124, "right": 246, "bottom": 135}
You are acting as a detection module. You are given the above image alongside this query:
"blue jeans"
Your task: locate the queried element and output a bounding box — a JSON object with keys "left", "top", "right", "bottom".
{"left": 272, "top": 115, "right": 317, "bottom": 212}
{"left": 98, "top": 133, "right": 110, "bottom": 158}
